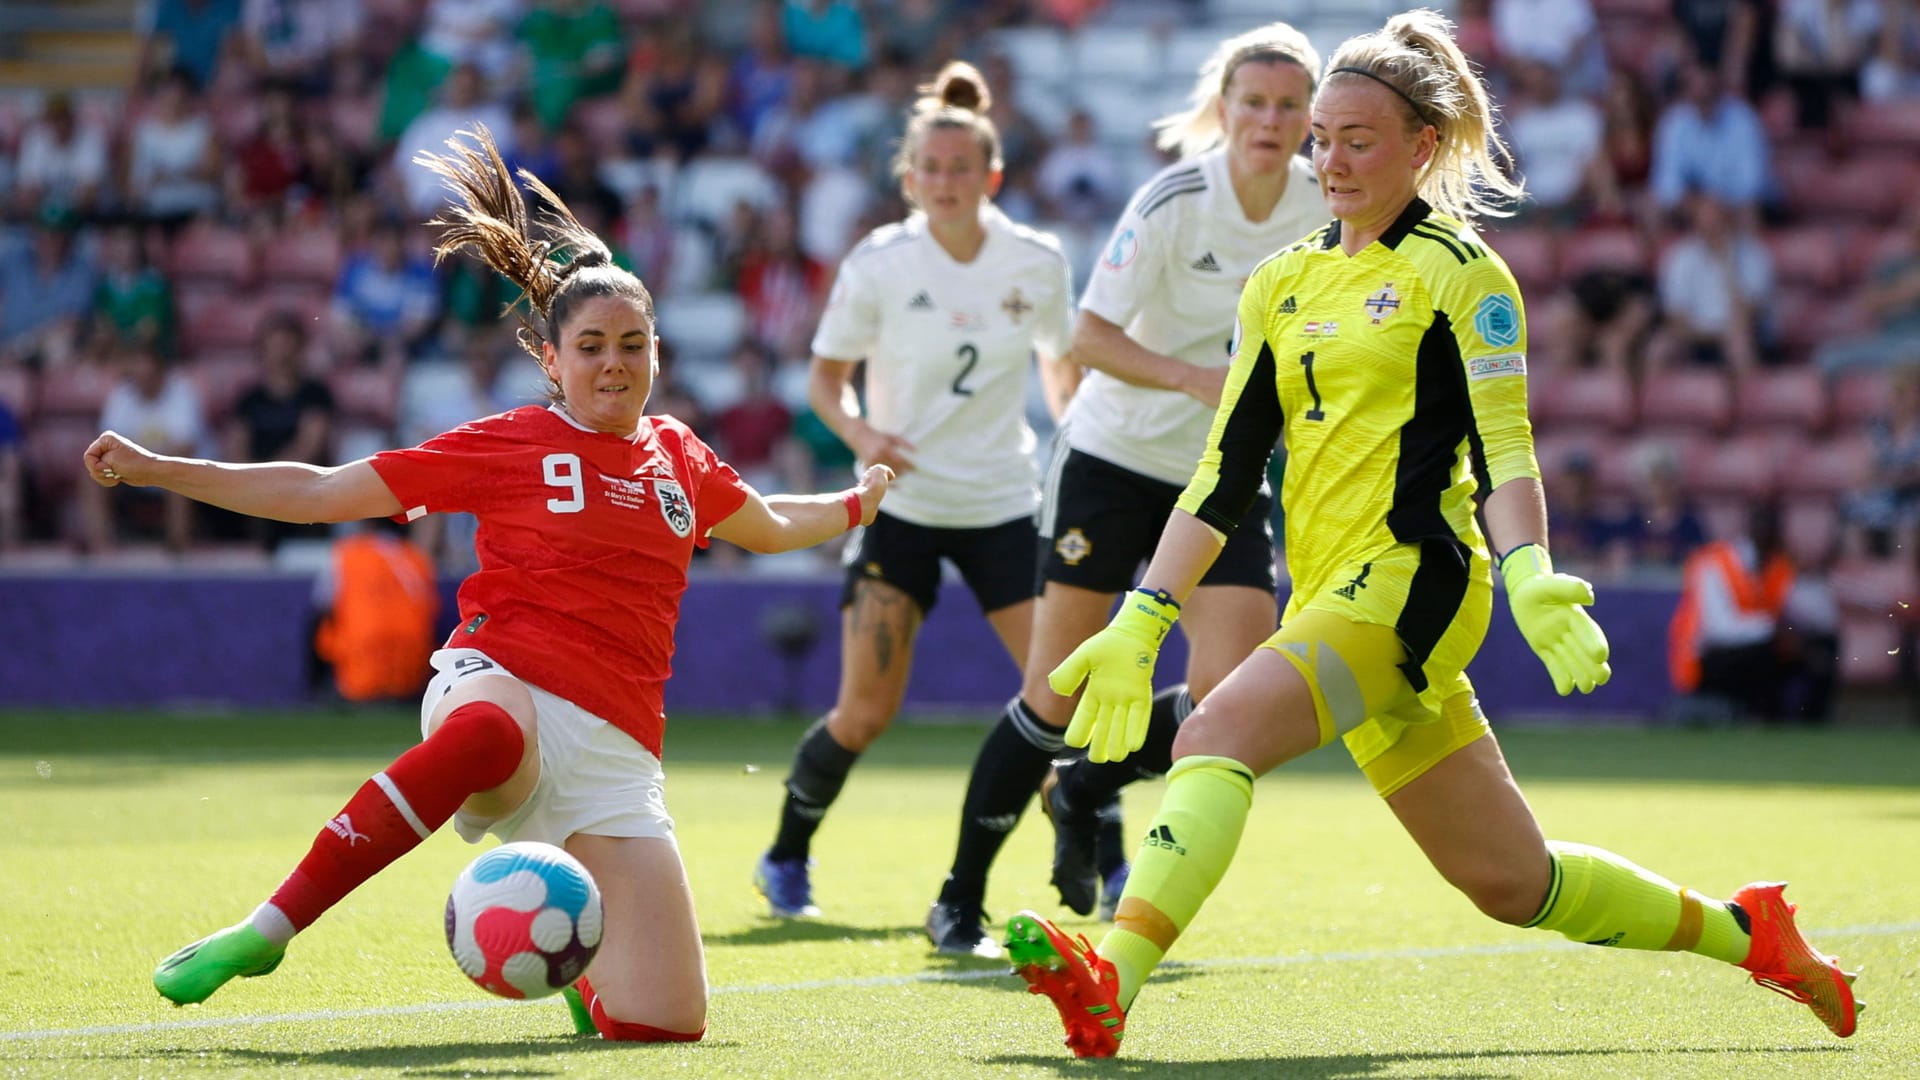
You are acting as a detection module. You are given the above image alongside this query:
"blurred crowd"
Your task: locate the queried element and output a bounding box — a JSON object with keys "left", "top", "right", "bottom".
{"left": 1, "top": 0, "right": 1918, "bottom": 702}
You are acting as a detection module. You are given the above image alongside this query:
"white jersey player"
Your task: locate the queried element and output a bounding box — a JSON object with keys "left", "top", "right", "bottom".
{"left": 1018, "top": 24, "right": 1332, "bottom": 921}
{"left": 754, "top": 61, "right": 1076, "bottom": 958}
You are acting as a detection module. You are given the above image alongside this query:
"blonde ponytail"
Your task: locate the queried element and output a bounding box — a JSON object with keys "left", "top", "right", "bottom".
{"left": 1324, "top": 8, "right": 1522, "bottom": 221}
{"left": 1154, "top": 22, "right": 1321, "bottom": 160}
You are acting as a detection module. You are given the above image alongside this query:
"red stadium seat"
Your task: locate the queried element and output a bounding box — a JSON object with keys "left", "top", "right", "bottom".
{"left": 1487, "top": 227, "right": 1556, "bottom": 295}
{"left": 574, "top": 95, "right": 632, "bottom": 153}
{"left": 0, "top": 366, "right": 36, "bottom": 423}
{"left": 1838, "top": 611, "right": 1903, "bottom": 686}
{"left": 182, "top": 297, "right": 264, "bottom": 354}
{"left": 1733, "top": 366, "right": 1828, "bottom": 432}
{"left": 1638, "top": 369, "right": 1733, "bottom": 433}
{"left": 1764, "top": 227, "right": 1844, "bottom": 291}
{"left": 1844, "top": 99, "right": 1920, "bottom": 151}
{"left": 1781, "top": 155, "right": 1920, "bottom": 222}
{"left": 36, "top": 363, "right": 118, "bottom": 420}
{"left": 1782, "top": 499, "right": 1841, "bottom": 565}
{"left": 1530, "top": 366, "right": 1635, "bottom": 433}
{"left": 1780, "top": 434, "right": 1875, "bottom": 495}
{"left": 1685, "top": 433, "right": 1785, "bottom": 499}
{"left": 328, "top": 94, "right": 381, "bottom": 154}
{"left": 261, "top": 226, "right": 343, "bottom": 289}
{"left": 330, "top": 365, "right": 401, "bottom": 428}
{"left": 1557, "top": 228, "right": 1651, "bottom": 279}
{"left": 1830, "top": 369, "right": 1889, "bottom": 427}
{"left": 1773, "top": 291, "right": 1869, "bottom": 362}
{"left": 168, "top": 224, "right": 257, "bottom": 286}
{"left": 22, "top": 417, "right": 99, "bottom": 502}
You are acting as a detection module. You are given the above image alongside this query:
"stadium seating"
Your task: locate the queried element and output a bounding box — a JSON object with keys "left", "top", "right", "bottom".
{"left": 1685, "top": 433, "right": 1785, "bottom": 499}
{"left": 1733, "top": 366, "right": 1828, "bottom": 432}
{"left": 167, "top": 224, "right": 256, "bottom": 288}
{"left": 1830, "top": 369, "right": 1889, "bottom": 428}
{"left": 1638, "top": 369, "right": 1733, "bottom": 433}
{"left": 34, "top": 363, "right": 117, "bottom": 420}
{"left": 1781, "top": 434, "right": 1875, "bottom": 496}
{"left": 0, "top": 366, "right": 36, "bottom": 424}
{"left": 1765, "top": 226, "right": 1844, "bottom": 291}
{"left": 1557, "top": 227, "right": 1651, "bottom": 279}
{"left": 1531, "top": 366, "right": 1636, "bottom": 433}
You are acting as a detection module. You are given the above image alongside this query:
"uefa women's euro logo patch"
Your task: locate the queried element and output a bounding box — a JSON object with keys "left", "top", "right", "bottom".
{"left": 1104, "top": 228, "right": 1138, "bottom": 270}
{"left": 1474, "top": 293, "right": 1520, "bottom": 348}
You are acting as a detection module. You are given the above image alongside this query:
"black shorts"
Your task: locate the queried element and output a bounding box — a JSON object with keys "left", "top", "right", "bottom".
{"left": 1040, "top": 448, "right": 1277, "bottom": 595}
{"left": 840, "top": 510, "right": 1038, "bottom": 616}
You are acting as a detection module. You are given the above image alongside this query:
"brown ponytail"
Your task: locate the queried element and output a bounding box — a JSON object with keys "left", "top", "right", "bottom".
{"left": 891, "top": 60, "right": 1003, "bottom": 197}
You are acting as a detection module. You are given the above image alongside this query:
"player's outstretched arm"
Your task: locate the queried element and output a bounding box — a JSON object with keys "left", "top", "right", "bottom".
{"left": 710, "top": 464, "right": 893, "bottom": 554}
{"left": 84, "top": 431, "right": 403, "bottom": 523}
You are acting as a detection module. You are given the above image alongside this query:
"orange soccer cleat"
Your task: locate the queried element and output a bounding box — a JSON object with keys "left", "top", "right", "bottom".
{"left": 1733, "top": 882, "right": 1862, "bottom": 1037}
{"left": 1005, "top": 911, "right": 1126, "bottom": 1058}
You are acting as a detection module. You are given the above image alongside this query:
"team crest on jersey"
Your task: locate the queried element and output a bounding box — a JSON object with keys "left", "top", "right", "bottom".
{"left": 1104, "top": 228, "right": 1138, "bottom": 270}
{"left": 1364, "top": 284, "right": 1400, "bottom": 324}
{"left": 1474, "top": 293, "right": 1521, "bottom": 348}
{"left": 654, "top": 478, "right": 693, "bottom": 537}
{"left": 1001, "top": 287, "right": 1032, "bottom": 323}
{"left": 1054, "top": 528, "right": 1092, "bottom": 566}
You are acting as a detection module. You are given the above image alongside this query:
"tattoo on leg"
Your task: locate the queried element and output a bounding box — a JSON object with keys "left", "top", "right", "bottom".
{"left": 852, "top": 581, "right": 912, "bottom": 675}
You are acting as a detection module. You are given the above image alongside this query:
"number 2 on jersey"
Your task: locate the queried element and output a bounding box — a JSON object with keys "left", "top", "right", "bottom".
{"left": 544, "top": 452, "right": 586, "bottom": 513}
{"left": 1299, "top": 351, "right": 1327, "bottom": 421}
{"left": 952, "top": 343, "right": 978, "bottom": 396}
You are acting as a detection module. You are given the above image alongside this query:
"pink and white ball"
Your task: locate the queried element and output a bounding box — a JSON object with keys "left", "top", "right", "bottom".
{"left": 445, "top": 841, "right": 603, "bottom": 999}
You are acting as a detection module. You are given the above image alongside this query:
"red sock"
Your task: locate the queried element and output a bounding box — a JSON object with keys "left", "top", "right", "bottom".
{"left": 577, "top": 977, "right": 705, "bottom": 1042}
{"left": 265, "top": 701, "right": 524, "bottom": 932}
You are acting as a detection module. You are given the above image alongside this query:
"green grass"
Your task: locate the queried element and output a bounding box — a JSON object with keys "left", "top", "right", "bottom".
{"left": 2, "top": 709, "right": 1916, "bottom": 1078}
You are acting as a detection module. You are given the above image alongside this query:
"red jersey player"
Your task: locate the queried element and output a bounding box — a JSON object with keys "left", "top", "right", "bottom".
{"left": 85, "top": 125, "right": 892, "bottom": 1042}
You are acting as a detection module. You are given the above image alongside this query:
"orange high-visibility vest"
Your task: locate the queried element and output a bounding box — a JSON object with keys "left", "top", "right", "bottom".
{"left": 315, "top": 534, "right": 440, "bottom": 701}
{"left": 1668, "top": 540, "right": 1794, "bottom": 692}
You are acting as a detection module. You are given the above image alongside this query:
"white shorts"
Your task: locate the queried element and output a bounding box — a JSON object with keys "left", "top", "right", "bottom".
{"left": 418, "top": 648, "right": 676, "bottom": 848}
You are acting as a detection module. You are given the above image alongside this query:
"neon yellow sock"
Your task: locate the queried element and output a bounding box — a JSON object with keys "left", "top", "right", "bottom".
{"left": 1527, "top": 841, "right": 1750, "bottom": 965}
{"left": 1096, "top": 755, "right": 1254, "bottom": 1009}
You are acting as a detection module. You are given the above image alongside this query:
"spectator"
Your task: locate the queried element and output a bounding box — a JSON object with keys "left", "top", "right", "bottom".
{"left": 220, "top": 311, "right": 334, "bottom": 548}
{"left": 227, "top": 84, "right": 307, "bottom": 215}
{"left": 1844, "top": 364, "right": 1920, "bottom": 556}
{"left": 1597, "top": 67, "right": 1656, "bottom": 222}
{"left": 1669, "top": 503, "right": 1835, "bottom": 723}
{"left": 1627, "top": 442, "right": 1708, "bottom": 566}
{"left": 11, "top": 92, "right": 110, "bottom": 218}
{"left": 713, "top": 341, "right": 795, "bottom": 493}
{"left": 729, "top": 2, "right": 796, "bottom": 143}
{"left": 297, "top": 123, "right": 370, "bottom": 209}
{"left": 238, "top": 0, "right": 363, "bottom": 93}
{"left": 1863, "top": 0, "right": 1920, "bottom": 100}
{"left": 615, "top": 184, "right": 677, "bottom": 294}
{"left": 91, "top": 224, "right": 176, "bottom": 354}
{"left": 874, "top": 0, "right": 955, "bottom": 60}
{"left": 419, "top": 0, "right": 523, "bottom": 81}
{"left": 79, "top": 343, "right": 206, "bottom": 554}
{"left": 1504, "top": 60, "right": 1611, "bottom": 225}
{"left": 0, "top": 208, "right": 97, "bottom": 369}
{"left": 518, "top": 0, "right": 625, "bottom": 131}
{"left": 1541, "top": 265, "right": 1659, "bottom": 375}
{"left": 395, "top": 63, "right": 514, "bottom": 217}
{"left": 1649, "top": 58, "right": 1773, "bottom": 220}
{"left": 531, "top": 125, "right": 623, "bottom": 225}
{"left": 1491, "top": 0, "right": 1606, "bottom": 94}
{"left": 783, "top": 0, "right": 868, "bottom": 71}
{"left": 1651, "top": 193, "right": 1775, "bottom": 374}
{"left": 1035, "top": 109, "right": 1123, "bottom": 225}
{"left": 332, "top": 220, "right": 443, "bottom": 365}
{"left": 1775, "top": 0, "right": 1882, "bottom": 131}
{"left": 627, "top": 26, "right": 731, "bottom": 162}
{"left": 127, "top": 69, "right": 222, "bottom": 226}
{"left": 138, "top": 0, "right": 244, "bottom": 90}
{"left": 1672, "top": 0, "right": 1763, "bottom": 94}
{"left": 312, "top": 518, "right": 441, "bottom": 701}
{"left": 1815, "top": 202, "right": 1920, "bottom": 376}
{"left": 736, "top": 203, "right": 828, "bottom": 357}
{"left": 0, "top": 399, "right": 20, "bottom": 551}
{"left": 1545, "top": 452, "right": 1636, "bottom": 579}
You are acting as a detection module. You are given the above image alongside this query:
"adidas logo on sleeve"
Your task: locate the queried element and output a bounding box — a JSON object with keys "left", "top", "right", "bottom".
{"left": 1190, "top": 252, "right": 1221, "bottom": 272}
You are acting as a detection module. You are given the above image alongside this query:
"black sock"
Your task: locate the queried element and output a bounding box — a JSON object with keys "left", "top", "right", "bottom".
{"left": 1058, "top": 684, "right": 1191, "bottom": 833}
{"left": 1093, "top": 794, "right": 1127, "bottom": 878}
{"left": 937, "top": 697, "right": 1063, "bottom": 908}
{"left": 768, "top": 717, "right": 860, "bottom": 862}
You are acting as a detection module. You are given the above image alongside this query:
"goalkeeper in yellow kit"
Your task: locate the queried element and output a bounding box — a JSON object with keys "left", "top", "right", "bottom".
{"left": 1004, "top": 9, "right": 1862, "bottom": 1059}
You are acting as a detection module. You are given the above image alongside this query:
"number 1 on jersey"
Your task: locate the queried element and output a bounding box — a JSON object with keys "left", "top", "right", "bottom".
{"left": 1299, "top": 351, "right": 1327, "bottom": 421}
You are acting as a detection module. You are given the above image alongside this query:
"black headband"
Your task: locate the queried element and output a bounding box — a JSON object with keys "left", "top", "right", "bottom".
{"left": 1330, "top": 66, "right": 1434, "bottom": 129}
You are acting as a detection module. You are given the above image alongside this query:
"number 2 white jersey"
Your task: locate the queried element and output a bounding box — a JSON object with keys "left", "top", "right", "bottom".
{"left": 1066, "top": 149, "right": 1326, "bottom": 485}
{"left": 813, "top": 205, "right": 1073, "bottom": 528}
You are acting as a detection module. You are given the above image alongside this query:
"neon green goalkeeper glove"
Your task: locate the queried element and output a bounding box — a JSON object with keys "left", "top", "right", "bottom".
{"left": 1047, "top": 588, "right": 1180, "bottom": 764}
{"left": 1501, "top": 544, "right": 1612, "bottom": 695}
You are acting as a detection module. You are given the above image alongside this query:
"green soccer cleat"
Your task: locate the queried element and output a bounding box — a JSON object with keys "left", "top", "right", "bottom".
{"left": 153, "top": 923, "right": 285, "bottom": 1006}
{"left": 561, "top": 983, "right": 596, "bottom": 1035}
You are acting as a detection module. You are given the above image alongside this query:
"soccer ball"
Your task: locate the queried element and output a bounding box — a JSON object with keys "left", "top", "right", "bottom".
{"left": 445, "top": 841, "right": 603, "bottom": 999}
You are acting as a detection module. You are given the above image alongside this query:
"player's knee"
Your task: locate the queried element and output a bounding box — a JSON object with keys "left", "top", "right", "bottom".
{"left": 1449, "top": 862, "right": 1545, "bottom": 926}
{"left": 825, "top": 705, "right": 893, "bottom": 751}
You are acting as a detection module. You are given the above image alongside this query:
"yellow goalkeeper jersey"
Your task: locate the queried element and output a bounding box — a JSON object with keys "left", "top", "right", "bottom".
{"left": 1175, "top": 198, "right": 1541, "bottom": 591}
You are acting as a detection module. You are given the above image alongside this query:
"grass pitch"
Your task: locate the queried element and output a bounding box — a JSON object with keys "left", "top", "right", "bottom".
{"left": 1, "top": 709, "right": 1916, "bottom": 1078}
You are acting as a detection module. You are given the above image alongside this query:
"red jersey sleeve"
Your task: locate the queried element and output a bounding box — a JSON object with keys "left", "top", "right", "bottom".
{"left": 367, "top": 410, "right": 527, "bottom": 521}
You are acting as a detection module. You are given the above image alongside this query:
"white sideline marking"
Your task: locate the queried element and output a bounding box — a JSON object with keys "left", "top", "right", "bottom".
{"left": 6, "top": 921, "right": 1915, "bottom": 1043}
